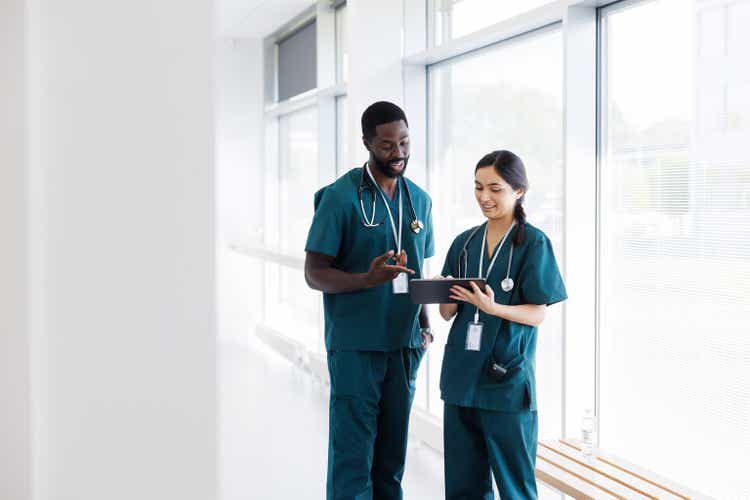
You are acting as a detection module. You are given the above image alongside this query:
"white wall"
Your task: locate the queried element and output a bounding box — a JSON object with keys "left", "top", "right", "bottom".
{"left": 0, "top": 1, "right": 31, "bottom": 499}
{"left": 1, "top": 1, "right": 218, "bottom": 499}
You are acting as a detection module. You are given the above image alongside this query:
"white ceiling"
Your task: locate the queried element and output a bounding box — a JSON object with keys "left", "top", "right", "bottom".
{"left": 217, "top": 0, "right": 317, "bottom": 38}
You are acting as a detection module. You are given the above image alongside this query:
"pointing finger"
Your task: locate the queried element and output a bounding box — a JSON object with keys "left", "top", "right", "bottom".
{"left": 375, "top": 250, "right": 395, "bottom": 265}
{"left": 384, "top": 265, "right": 416, "bottom": 275}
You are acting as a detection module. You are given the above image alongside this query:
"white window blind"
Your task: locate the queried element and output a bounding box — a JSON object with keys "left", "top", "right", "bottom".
{"left": 599, "top": 1, "right": 750, "bottom": 497}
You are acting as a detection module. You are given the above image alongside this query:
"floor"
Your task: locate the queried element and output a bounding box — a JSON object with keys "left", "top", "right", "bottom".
{"left": 216, "top": 247, "right": 562, "bottom": 499}
{"left": 219, "top": 337, "right": 446, "bottom": 499}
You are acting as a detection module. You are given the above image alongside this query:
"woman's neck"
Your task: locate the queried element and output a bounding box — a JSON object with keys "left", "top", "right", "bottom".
{"left": 486, "top": 215, "right": 514, "bottom": 237}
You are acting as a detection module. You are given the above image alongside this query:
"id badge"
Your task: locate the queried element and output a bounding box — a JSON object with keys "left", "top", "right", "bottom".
{"left": 392, "top": 272, "right": 409, "bottom": 294}
{"left": 465, "top": 322, "right": 483, "bottom": 351}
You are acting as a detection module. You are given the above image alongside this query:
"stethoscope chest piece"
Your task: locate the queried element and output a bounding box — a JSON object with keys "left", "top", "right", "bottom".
{"left": 501, "top": 277, "right": 514, "bottom": 292}
{"left": 410, "top": 219, "right": 424, "bottom": 234}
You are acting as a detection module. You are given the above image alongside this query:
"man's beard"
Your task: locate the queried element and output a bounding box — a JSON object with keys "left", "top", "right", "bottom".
{"left": 371, "top": 154, "right": 409, "bottom": 179}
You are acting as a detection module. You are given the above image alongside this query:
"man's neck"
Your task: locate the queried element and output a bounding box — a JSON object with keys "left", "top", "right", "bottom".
{"left": 367, "top": 160, "right": 398, "bottom": 199}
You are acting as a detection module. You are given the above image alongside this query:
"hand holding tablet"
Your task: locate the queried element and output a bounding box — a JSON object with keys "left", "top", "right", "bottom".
{"left": 409, "top": 277, "right": 487, "bottom": 304}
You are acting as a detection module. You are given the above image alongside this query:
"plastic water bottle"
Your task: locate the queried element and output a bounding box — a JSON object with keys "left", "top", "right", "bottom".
{"left": 581, "top": 409, "right": 596, "bottom": 458}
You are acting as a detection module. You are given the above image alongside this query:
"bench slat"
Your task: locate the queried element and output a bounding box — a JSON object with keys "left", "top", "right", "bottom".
{"left": 537, "top": 444, "right": 650, "bottom": 498}
{"left": 558, "top": 440, "right": 711, "bottom": 500}
{"left": 541, "top": 440, "right": 685, "bottom": 500}
{"left": 535, "top": 454, "right": 620, "bottom": 500}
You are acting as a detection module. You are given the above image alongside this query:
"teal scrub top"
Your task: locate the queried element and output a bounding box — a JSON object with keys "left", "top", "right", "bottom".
{"left": 305, "top": 167, "right": 435, "bottom": 352}
{"left": 439, "top": 222, "right": 566, "bottom": 412}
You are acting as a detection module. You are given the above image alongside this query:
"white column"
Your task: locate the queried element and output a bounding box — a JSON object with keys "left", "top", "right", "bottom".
{"left": 21, "top": 1, "right": 218, "bottom": 498}
{"left": 0, "top": 1, "right": 31, "bottom": 498}
{"left": 562, "top": 4, "right": 598, "bottom": 439}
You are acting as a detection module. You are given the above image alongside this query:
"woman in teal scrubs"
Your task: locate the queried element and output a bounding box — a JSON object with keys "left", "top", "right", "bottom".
{"left": 437, "top": 150, "right": 567, "bottom": 499}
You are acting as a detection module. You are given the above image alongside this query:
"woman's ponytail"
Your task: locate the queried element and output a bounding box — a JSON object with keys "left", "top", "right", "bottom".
{"left": 513, "top": 201, "right": 526, "bottom": 246}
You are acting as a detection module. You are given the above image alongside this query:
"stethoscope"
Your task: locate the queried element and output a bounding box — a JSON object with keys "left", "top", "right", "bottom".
{"left": 358, "top": 163, "right": 424, "bottom": 234}
{"left": 458, "top": 221, "right": 516, "bottom": 292}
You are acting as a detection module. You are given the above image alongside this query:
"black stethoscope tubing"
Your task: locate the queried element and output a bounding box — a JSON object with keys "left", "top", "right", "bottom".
{"left": 458, "top": 223, "right": 515, "bottom": 292}
{"left": 458, "top": 225, "right": 484, "bottom": 279}
{"left": 357, "top": 163, "right": 422, "bottom": 232}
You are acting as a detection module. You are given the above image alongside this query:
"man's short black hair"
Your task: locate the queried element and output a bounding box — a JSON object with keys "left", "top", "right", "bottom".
{"left": 361, "top": 101, "right": 409, "bottom": 141}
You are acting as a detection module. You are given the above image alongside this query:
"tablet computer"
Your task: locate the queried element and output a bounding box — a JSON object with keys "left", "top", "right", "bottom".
{"left": 409, "top": 278, "right": 487, "bottom": 304}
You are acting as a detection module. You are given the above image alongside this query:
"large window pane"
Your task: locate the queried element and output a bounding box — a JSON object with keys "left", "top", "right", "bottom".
{"left": 266, "top": 106, "right": 321, "bottom": 350}
{"left": 599, "top": 1, "right": 750, "bottom": 497}
{"left": 335, "top": 5, "right": 348, "bottom": 84}
{"left": 264, "top": 262, "right": 321, "bottom": 352}
{"left": 279, "top": 106, "right": 319, "bottom": 257}
{"left": 432, "top": 0, "right": 552, "bottom": 46}
{"left": 427, "top": 26, "right": 564, "bottom": 438}
{"left": 336, "top": 95, "right": 349, "bottom": 175}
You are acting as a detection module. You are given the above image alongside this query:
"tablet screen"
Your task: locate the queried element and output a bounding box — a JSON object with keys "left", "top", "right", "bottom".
{"left": 409, "top": 278, "right": 487, "bottom": 304}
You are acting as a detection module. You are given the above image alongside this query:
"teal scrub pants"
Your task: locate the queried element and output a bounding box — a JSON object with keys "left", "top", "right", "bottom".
{"left": 443, "top": 404, "right": 538, "bottom": 500}
{"left": 327, "top": 348, "right": 424, "bottom": 500}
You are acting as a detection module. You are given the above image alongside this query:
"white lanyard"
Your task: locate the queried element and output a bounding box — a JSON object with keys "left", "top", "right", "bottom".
{"left": 474, "top": 220, "right": 516, "bottom": 323}
{"left": 365, "top": 164, "right": 402, "bottom": 253}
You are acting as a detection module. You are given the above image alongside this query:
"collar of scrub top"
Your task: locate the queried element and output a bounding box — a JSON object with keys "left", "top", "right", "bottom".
{"left": 458, "top": 220, "right": 516, "bottom": 279}
{"left": 472, "top": 220, "right": 517, "bottom": 324}
{"left": 358, "top": 162, "right": 423, "bottom": 234}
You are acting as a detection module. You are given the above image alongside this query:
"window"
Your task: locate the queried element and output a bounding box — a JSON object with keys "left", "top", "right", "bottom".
{"left": 335, "top": 4, "right": 349, "bottom": 84}
{"left": 599, "top": 1, "right": 750, "bottom": 497}
{"left": 427, "top": 26, "right": 564, "bottom": 437}
{"left": 432, "top": 0, "right": 552, "bottom": 46}
{"left": 265, "top": 106, "right": 322, "bottom": 351}
{"left": 279, "top": 107, "right": 319, "bottom": 258}
{"left": 277, "top": 21, "right": 317, "bottom": 101}
{"left": 336, "top": 95, "right": 349, "bottom": 175}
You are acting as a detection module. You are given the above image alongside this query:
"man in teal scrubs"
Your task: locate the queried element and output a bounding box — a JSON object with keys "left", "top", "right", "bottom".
{"left": 440, "top": 219, "right": 566, "bottom": 498}
{"left": 304, "top": 101, "right": 435, "bottom": 500}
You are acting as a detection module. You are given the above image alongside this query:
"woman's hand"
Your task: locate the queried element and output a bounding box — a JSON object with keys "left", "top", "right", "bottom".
{"left": 436, "top": 275, "right": 459, "bottom": 321}
{"left": 420, "top": 329, "right": 433, "bottom": 349}
{"left": 449, "top": 282, "right": 548, "bottom": 326}
{"left": 450, "top": 281, "right": 496, "bottom": 315}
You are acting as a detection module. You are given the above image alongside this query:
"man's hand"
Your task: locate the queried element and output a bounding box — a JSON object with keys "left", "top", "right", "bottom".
{"left": 395, "top": 249, "right": 408, "bottom": 269}
{"left": 365, "top": 250, "right": 415, "bottom": 288}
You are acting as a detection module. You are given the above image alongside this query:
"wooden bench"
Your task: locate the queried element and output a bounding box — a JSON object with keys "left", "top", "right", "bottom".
{"left": 535, "top": 439, "right": 710, "bottom": 499}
